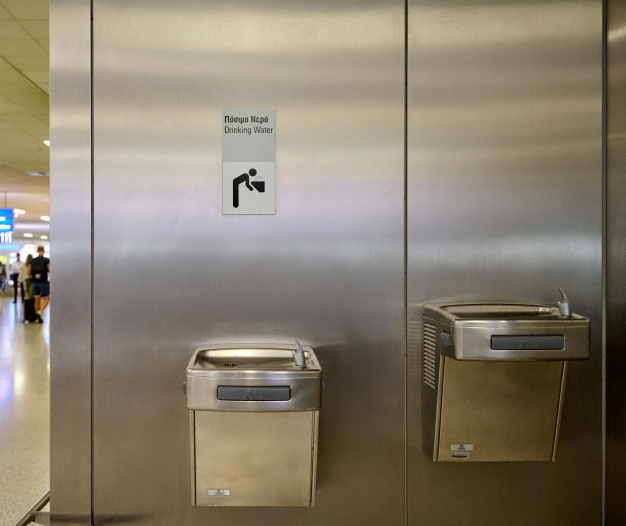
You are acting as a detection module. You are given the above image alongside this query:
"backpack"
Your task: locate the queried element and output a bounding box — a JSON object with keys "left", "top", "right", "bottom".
{"left": 30, "top": 258, "right": 47, "bottom": 280}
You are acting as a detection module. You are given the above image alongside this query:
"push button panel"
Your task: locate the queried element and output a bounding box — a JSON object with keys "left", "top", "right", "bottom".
{"left": 217, "top": 385, "right": 291, "bottom": 401}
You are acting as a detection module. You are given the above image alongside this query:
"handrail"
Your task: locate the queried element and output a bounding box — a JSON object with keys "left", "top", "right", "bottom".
{"left": 13, "top": 490, "right": 50, "bottom": 526}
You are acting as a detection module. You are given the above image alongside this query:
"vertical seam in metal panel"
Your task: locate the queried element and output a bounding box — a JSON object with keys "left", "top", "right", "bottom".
{"left": 602, "top": 0, "right": 608, "bottom": 523}
{"left": 90, "top": 0, "right": 95, "bottom": 524}
{"left": 403, "top": 1, "right": 409, "bottom": 525}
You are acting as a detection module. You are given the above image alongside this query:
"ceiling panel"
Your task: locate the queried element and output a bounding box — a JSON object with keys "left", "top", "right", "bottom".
{"left": 8, "top": 56, "right": 48, "bottom": 71}
{"left": 0, "top": 40, "right": 47, "bottom": 57}
{"left": 0, "top": 0, "right": 50, "bottom": 236}
{"left": 23, "top": 72, "right": 48, "bottom": 93}
{"left": 0, "top": 59, "right": 13, "bottom": 73}
{"left": 1, "top": 114, "right": 41, "bottom": 124}
{"left": 0, "top": 60, "right": 28, "bottom": 81}
{"left": 1, "top": 82, "right": 45, "bottom": 97}
{"left": 21, "top": 126, "right": 49, "bottom": 140}
{"left": 13, "top": 71, "right": 49, "bottom": 96}
{"left": 0, "top": 20, "right": 32, "bottom": 39}
{"left": 20, "top": 20, "right": 48, "bottom": 40}
{"left": 0, "top": 99, "right": 24, "bottom": 113}
{"left": 0, "top": 89, "right": 47, "bottom": 110}
{"left": 1, "top": 0, "right": 48, "bottom": 21}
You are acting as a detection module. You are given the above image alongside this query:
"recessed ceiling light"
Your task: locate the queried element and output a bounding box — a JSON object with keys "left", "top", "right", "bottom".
{"left": 44, "top": 140, "right": 50, "bottom": 146}
{"left": 40, "top": 216, "right": 50, "bottom": 221}
{"left": 40, "top": 236, "right": 48, "bottom": 240}
{"left": 27, "top": 171, "right": 50, "bottom": 177}
{"left": 14, "top": 209, "right": 25, "bottom": 214}
{"left": 24, "top": 233, "right": 33, "bottom": 238}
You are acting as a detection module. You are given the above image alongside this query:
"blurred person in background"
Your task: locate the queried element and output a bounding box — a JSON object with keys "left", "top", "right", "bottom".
{"left": 19, "top": 254, "right": 32, "bottom": 297}
{"left": 28, "top": 246, "right": 50, "bottom": 323}
{"left": 10, "top": 253, "right": 24, "bottom": 303}
{"left": 0, "top": 261, "right": 6, "bottom": 293}
{"left": 20, "top": 254, "right": 36, "bottom": 323}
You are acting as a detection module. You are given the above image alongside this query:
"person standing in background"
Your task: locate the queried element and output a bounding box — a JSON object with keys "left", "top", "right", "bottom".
{"left": 0, "top": 262, "right": 6, "bottom": 293}
{"left": 28, "top": 246, "right": 50, "bottom": 323}
{"left": 19, "top": 254, "right": 32, "bottom": 297}
{"left": 20, "top": 254, "right": 36, "bottom": 323}
{"left": 10, "top": 253, "right": 24, "bottom": 303}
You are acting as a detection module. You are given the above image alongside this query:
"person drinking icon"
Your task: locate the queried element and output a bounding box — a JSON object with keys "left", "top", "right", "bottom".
{"left": 233, "top": 168, "right": 265, "bottom": 208}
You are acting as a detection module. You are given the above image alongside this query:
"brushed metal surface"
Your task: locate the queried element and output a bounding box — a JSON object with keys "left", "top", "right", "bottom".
{"left": 606, "top": 0, "right": 626, "bottom": 522}
{"left": 189, "top": 411, "right": 196, "bottom": 506}
{"left": 407, "top": 0, "right": 603, "bottom": 522}
{"left": 49, "top": 0, "right": 93, "bottom": 524}
{"left": 552, "top": 361, "right": 568, "bottom": 462}
{"left": 437, "top": 358, "right": 565, "bottom": 462}
{"left": 193, "top": 411, "right": 317, "bottom": 506}
{"left": 310, "top": 411, "right": 319, "bottom": 507}
{"left": 92, "top": 0, "right": 405, "bottom": 524}
{"left": 424, "top": 304, "right": 590, "bottom": 361}
{"left": 186, "top": 345, "right": 322, "bottom": 411}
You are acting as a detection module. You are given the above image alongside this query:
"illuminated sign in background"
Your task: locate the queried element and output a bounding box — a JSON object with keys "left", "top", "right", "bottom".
{"left": 0, "top": 209, "right": 14, "bottom": 244}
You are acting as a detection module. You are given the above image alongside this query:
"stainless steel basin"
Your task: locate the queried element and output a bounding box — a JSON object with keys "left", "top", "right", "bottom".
{"left": 186, "top": 344, "right": 322, "bottom": 411}
{"left": 441, "top": 304, "right": 562, "bottom": 320}
{"left": 193, "top": 348, "right": 318, "bottom": 370}
{"left": 424, "top": 303, "right": 590, "bottom": 360}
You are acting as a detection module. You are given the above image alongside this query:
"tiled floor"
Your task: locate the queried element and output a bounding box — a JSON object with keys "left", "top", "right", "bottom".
{"left": 0, "top": 295, "right": 50, "bottom": 526}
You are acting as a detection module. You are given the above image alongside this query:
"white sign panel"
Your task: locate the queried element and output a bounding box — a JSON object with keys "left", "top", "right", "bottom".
{"left": 222, "top": 109, "right": 276, "bottom": 215}
{"left": 206, "top": 489, "right": 230, "bottom": 496}
{"left": 449, "top": 444, "right": 474, "bottom": 451}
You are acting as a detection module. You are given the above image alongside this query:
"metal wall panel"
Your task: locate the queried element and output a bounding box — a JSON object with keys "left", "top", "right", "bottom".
{"left": 92, "top": 1, "right": 405, "bottom": 525}
{"left": 606, "top": 0, "right": 626, "bottom": 522}
{"left": 407, "top": 1, "right": 603, "bottom": 525}
{"left": 49, "top": 0, "right": 92, "bottom": 524}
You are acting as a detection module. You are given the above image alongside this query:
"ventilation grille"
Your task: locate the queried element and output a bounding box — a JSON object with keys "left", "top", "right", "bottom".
{"left": 423, "top": 323, "right": 437, "bottom": 389}
{"left": 407, "top": 319, "right": 421, "bottom": 382}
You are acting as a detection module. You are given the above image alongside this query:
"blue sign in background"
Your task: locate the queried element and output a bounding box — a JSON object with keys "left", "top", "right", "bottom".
{"left": 0, "top": 209, "right": 13, "bottom": 232}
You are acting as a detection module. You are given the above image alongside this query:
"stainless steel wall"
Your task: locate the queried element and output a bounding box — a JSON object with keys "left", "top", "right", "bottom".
{"left": 91, "top": 1, "right": 405, "bottom": 525}
{"left": 606, "top": 0, "right": 626, "bottom": 523}
{"left": 407, "top": 1, "right": 604, "bottom": 525}
{"left": 50, "top": 0, "right": 92, "bottom": 524}
{"left": 50, "top": 0, "right": 607, "bottom": 524}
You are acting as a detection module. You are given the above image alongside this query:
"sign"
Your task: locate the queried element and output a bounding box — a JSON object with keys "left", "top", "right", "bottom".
{"left": 449, "top": 444, "right": 474, "bottom": 451}
{"left": 207, "top": 489, "right": 230, "bottom": 496}
{"left": 0, "top": 209, "right": 14, "bottom": 244}
{"left": 222, "top": 109, "right": 275, "bottom": 215}
{"left": 0, "top": 209, "right": 14, "bottom": 232}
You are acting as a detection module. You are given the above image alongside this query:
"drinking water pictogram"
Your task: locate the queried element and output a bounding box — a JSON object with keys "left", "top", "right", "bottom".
{"left": 232, "top": 168, "right": 266, "bottom": 208}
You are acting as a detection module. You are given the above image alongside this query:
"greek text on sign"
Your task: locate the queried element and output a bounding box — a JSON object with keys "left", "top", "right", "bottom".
{"left": 222, "top": 109, "right": 276, "bottom": 215}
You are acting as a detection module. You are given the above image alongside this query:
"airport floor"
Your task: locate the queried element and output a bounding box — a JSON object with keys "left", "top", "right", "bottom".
{"left": 0, "top": 295, "right": 50, "bottom": 526}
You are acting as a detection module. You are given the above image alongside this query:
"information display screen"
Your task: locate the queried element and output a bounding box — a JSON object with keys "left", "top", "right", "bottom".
{"left": 0, "top": 209, "right": 14, "bottom": 232}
